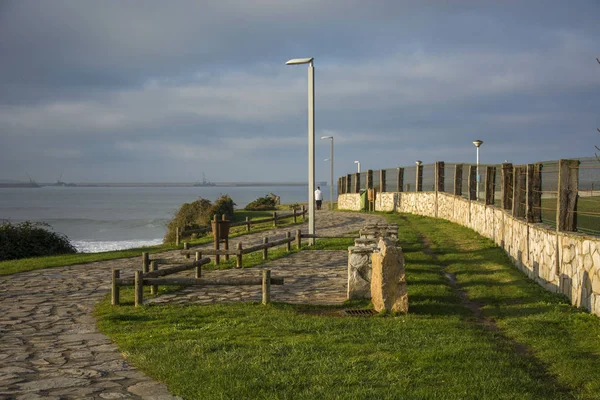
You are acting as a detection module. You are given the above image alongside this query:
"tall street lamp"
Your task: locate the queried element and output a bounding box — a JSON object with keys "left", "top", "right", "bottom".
{"left": 354, "top": 160, "right": 361, "bottom": 173}
{"left": 286, "top": 57, "right": 315, "bottom": 244}
{"left": 321, "top": 136, "right": 334, "bottom": 210}
{"left": 473, "top": 140, "right": 483, "bottom": 200}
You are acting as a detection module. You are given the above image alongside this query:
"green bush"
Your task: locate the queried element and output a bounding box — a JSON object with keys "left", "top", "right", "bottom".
{"left": 164, "top": 198, "right": 213, "bottom": 243}
{"left": 245, "top": 195, "right": 277, "bottom": 211}
{"left": 0, "top": 221, "right": 77, "bottom": 261}
{"left": 209, "top": 195, "right": 236, "bottom": 221}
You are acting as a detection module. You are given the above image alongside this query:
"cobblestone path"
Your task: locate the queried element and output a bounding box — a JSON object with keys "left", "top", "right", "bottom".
{"left": 0, "top": 211, "right": 385, "bottom": 399}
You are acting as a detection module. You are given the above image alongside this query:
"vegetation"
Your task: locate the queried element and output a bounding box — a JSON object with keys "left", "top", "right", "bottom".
{"left": 0, "top": 220, "right": 76, "bottom": 261}
{"left": 95, "top": 212, "right": 600, "bottom": 399}
{"left": 244, "top": 195, "right": 278, "bottom": 211}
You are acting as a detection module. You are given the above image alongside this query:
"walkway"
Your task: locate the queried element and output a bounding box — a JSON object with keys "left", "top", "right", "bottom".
{"left": 0, "top": 211, "right": 385, "bottom": 399}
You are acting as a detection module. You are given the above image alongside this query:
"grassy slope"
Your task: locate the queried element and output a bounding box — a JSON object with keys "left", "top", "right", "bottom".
{"left": 95, "top": 212, "right": 600, "bottom": 400}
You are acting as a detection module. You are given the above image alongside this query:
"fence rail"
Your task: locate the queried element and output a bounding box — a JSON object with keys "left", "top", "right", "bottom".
{"left": 338, "top": 157, "right": 600, "bottom": 236}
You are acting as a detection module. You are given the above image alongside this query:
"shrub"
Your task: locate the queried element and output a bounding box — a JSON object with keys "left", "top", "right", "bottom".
{"left": 209, "top": 195, "right": 236, "bottom": 221}
{"left": 245, "top": 195, "right": 277, "bottom": 211}
{"left": 0, "top": 221, "right": 77, "bottom": 261}
{"left": 164, "top": 198, "right": 213, "bottom": 243}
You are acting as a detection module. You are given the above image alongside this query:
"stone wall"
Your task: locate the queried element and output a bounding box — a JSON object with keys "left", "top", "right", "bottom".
{"left": 337, "top": 191, "right": 600, "bottom": 316}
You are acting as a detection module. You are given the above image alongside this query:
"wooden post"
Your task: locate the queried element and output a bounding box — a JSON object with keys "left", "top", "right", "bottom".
{"left": 262, "top": 237, "right": 268, "bottom": 260}
{"left": 142, "top": 252, "right": 150, "bottom": 273}
{"left": 150, "top": 261, "right": 158, "bottom": 295}
{"left": 183, "top": 242, "right": 189, "bottom": 259}
{"left": 286, "top": 231, "right": 291, "bottom": 251}
{"left": 397, "top": 168, "right": 404, "bottom": 192}
{"left": 355, "top": 172, "right": 361, "bottom": 193}
{"left": 532, "top": 164, "right": 543, "bottom": 223}
{"left": 512, "top": 166, "right": 526, "bottom": 219}
{"left": 416, "top": 164, "right": 423, "bottom": 192}
{"left": 213, "top": 215, "right": 220, "bottom": 264}
{"left": 296, "top": 229, "right": 301, "bottom": 249}
{"left": 222, "top": 214, "right": 229, "bottom": 261}
{"left": 246, "top": 216, "right": 250, "bottom": 232}
{"left": 262, "top": 269, "right": 271, "bottom": 305}
{"left": 366, "top": 170, "right": 373, "bottom": 189}
{"left": 301, "top": 205, "right": 306, "bottom": 220}
{"left": 195, "top": 252, "right": 202, "bottom": 278}
{"left": 273, "top": 211, "right": 277, "bottom": 227}
{"left": 134, "top": 270, "right": 143, "bottom": 307}
{"left": 175, "top": 227, "right": 180, "bottom": 246}
{"left": 380, "top": 169, "right": 386, "bottom": 192}
{"left": 501, "top": 163, "right": 513, "bottom": 210}
{"left": 111, "top": 269, "right": 120, "bottom": 306}
{"left": 557, "top": 159, "right": 580, "bottom": 232}
{"left": 346, "top": 174, "right": 352, "bottom": 194}
{"left": 485, "top": 166, "right": 496, "bottom": 205}
{"left": 454, "top": 164, "right": 463, "bottom": 196}
{"left": 338, "top": 177, "right": 343, "bottom": 195}
{"left": 236, "top": 243, "right": 243, "bottom": 268}
{"left": 468, "top": 165, "right": 477, "bottom": 200}
{"left": 293, "top": 208, "right": 297, "bottom": 223}
{"left": 435, "top": 161, "right": 445, "bottom": 192}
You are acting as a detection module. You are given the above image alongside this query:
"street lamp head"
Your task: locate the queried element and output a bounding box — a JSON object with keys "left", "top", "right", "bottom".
{"left": 320, "top": 136, "right": 333, "bottom": 140}
{"left": 286, "top": 57, "right": 314, "bottom": 65}
{"left": 472, "top": 140, "right": 483, "bottom": 148}
{"left": 354, "top": 160, "right": 360, "bottom": 164}
{"left": 415, "top": 160, "right": 422, "bottom": 166}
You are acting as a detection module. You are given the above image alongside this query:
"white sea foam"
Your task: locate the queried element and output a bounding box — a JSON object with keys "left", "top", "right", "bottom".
{"left": 73, "top": 239, "right": 163, "bottom": 253}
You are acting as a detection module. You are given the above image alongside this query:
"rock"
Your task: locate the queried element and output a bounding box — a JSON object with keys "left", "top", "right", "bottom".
{"left": 347, "top": 247, "right": 374, "bottom": 300}
{"left": 18, "top": 377, "right": 89, "bottom": 392}
{"left": 370, "top": 238, "right": 408, "bottom": 313}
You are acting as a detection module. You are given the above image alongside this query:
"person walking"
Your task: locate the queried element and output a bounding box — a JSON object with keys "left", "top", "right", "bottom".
{"left": 315, "top": 186, "right": 323, "bottom": 210}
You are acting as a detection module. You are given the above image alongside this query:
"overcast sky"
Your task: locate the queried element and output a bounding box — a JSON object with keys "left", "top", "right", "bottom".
{"left": 1, "top": 1, "right": 599, "bottom": 183}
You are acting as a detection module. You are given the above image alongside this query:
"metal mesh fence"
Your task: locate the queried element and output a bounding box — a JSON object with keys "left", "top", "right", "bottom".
{"left": 422, "top": 164, "right": 435, "bottom": 191}
{"left": 403, "top": 166, "right": 417, "bottom": 192}
{"left": 461, "top": 164, "right": 471, "bottom": 200}
{"left": 575, "top": 157, "right": 600, "bottom": 235}
{"left": 384, "top": 168, "right": 398, "bottom": 192}
{"left": 372, "top": 171, "right": 380, "bottom": 191}
{"left": 538, "top": 160, "right": 559, "bottom": 229}
{"left": 442, "top": 163, "right": 456, "bottom": 194}
{"left": 494, "top": 164, "right": 502, "bottom": 208}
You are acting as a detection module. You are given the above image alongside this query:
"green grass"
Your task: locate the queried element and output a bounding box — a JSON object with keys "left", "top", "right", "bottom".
{"left": 0, "top": 209, "right": 306, "bottom": 276}
{"left": 95, "top": 212, "right": 600, "bottom": 399}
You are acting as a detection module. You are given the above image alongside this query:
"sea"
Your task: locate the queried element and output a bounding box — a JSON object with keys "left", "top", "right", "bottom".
{"left": 0, "top": 185, "right": 310, "bottom": 253}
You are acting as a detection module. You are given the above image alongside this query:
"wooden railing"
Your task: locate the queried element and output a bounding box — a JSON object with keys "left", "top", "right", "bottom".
{"left": 175, "top": 206, "right": 307, "bottom": 245}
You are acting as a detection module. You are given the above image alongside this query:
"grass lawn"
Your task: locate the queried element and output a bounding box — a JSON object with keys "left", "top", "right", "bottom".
{"left": 95, "top": 212, "right": 600, "bottom": 399}
{"left": 0, "top": 209, "right": 306, "bottom": 276}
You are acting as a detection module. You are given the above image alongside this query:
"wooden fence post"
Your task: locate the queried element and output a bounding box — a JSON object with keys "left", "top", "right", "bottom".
{"left": 380, "top": 169, "right": 386, "bottom": 192}
{"left": 293, "top": 208, "right": 297, "bottom": 223}
{"left": 301, "top": 205, "right": 306, "bottom": 220}
{"left": 150, "top": 261, "right": 158, "bottom": 295}
{"left": 354, "top": 172, "right": 361, "bottom": 193}
{"left": 416, "top": 164, "right": 423, "bottom": 192}
{"left": 397, "top": 168, "right": 404, "bottom": 192}
{"left": 246, "top": 216, "right": 250, "bottom": 232}
{"left": 134, "top": 270, "right": 143, "bottom": 307}
{"left": 532, "top": 164, "right": 543, "bottom": 222}
{"left": 557, "top": 159, "right": 579, "bottom": 232}
{"left": 273, "top": 212, "right": 277, "bottom": 227}
{"left": 142, "top": 252, "right": 150, "bottom": 273}
{"left": 501, "top": 163, "right": 513, "bottom": 210}
{"left": 435, "top": 161, "right": 445, "bottom": 192}
{"left": 263, "top": 237, "right": 268, "bottom": 260}
{"left": 296, "top": 229, "right": 301, "bottom": 249}
{"left": 195, "top": 252, "right": 202, "bottom": 278}
{"left": 468, "top": 165, "right": 477, "bottom": 200}
{"left": 286, "top": 232, "right": 291, "bottom": 251}
{"left": 262, "top": 269, "right": 271, "bottom": 305}
{"left": 236, "top": 243, "right": 243, "bottom": 268}
{"left": 175, "top": 227, "right": 180, "bottom": 246}
{"left": 213, "top": 215, "right": 220, "bottom": 264}
{"left": 454, "top": 164, "right": 463, "bottom": 196}
{"left": 485, "top": 166, "right": 496, "bottom": 205}
{"left": 346, "top": 174, "right": 352, "bottom": 194}
{"left": 111, "top": 269, "right": 120, "bottom": 306}
{"left": 512, "top": 166, "right": 526, "bottom": 219}
{"left": 366, "top": 170, "right": 373, "bottom": 189}
{"left": 183, "top": 243, "right": 189, "bottom": 259}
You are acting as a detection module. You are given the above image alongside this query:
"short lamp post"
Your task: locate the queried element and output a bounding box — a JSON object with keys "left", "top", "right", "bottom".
{"left": 321, "top": 136, "right": 334, "bottom": 210}
{"left": 354, "top": 160, "right": 360, "bottom": 173}
{"left": 286, "top": 57, "right": 315, "bottom": 244}
{"left": 473, "top": 140, "right": 483, "bottom": 200}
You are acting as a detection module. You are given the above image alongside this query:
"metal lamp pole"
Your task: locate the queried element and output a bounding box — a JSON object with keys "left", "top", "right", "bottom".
{"left": 321, "top": 136, "right": 334, "bottom": 210}
{"left": 354, "top": 160, "right": 360, "bottom": 173}
{"left": 286, "top": 57, "right": 315, "bottom": 244}
{"left": 473, "top": 140, "right": 483, "bottom": 200}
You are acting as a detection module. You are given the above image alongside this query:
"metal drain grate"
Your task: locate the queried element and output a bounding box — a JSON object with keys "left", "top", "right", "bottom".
{"left": 343, "top": 309, "right": 377, "bottom": 317}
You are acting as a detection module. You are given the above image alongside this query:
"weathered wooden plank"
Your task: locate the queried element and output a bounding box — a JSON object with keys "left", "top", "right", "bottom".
{"left": 144, "top": 258, "right": 210, "bottom": 278}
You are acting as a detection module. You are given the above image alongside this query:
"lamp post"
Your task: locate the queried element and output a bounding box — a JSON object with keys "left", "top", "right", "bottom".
{"left": 354, "top": 160, "right": 360, "bottom": 173}
{"left": 286, "top": 57, "right": 315, "bottom": 244}
{"left": 321, "top": 136, "right": 334, "bottom": 210}
{"left": 473, "top": 140, "right": 483, "bottom": 200}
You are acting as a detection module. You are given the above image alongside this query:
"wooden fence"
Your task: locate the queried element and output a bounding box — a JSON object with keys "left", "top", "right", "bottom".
{"left": 175, "top": 206, "right": 307, "bottom": 245}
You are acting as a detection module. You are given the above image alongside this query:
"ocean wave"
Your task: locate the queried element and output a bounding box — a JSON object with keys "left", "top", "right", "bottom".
{"left": 72, "top": 239, "right": 163, "bottom": 253}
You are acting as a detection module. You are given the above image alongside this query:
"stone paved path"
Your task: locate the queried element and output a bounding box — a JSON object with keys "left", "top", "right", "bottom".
{"left": 0, "top": 211, "right": 385, "bottom": 399}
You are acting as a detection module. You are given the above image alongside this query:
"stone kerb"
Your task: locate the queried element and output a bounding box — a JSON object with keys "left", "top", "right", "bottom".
{"left": 347, "top": 246, "right": 375, "bottom": 300}
{"left": 371, "top": 238, "right": 408, "bottom": 313}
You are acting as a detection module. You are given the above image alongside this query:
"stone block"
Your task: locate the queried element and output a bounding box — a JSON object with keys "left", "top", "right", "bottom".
{"left": 370, "top": 238, "right": 408, "bottom": 313}
{"left": 347, "top": 246, "right": 375, "bottom": 300}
